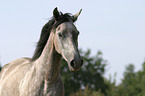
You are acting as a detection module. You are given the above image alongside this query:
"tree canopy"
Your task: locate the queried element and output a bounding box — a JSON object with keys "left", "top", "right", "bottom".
{"left": 60, "top": 49, "right": 145, "bottom": 96}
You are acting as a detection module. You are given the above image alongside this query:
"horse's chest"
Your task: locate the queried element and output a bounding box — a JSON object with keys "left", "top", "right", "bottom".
{"left": 24, "top": 78, "right": 64, "bottom": 96}
{"left": 43, "top": 79, "right": 64, "bottom": 96}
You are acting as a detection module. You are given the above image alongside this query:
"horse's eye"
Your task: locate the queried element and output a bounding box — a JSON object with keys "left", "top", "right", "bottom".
{"left": 58, "top": 33, "right": 63, "bottom": 38}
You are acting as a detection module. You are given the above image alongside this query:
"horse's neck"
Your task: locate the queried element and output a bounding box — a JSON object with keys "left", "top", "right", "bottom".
{"left": 34, "top": 32, "right": 62, "bottom": 83}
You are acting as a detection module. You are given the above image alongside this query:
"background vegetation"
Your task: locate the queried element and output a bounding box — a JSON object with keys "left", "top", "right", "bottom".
{"left": 0, "top": 49, "right": 145, "bottom": 96}
{"left": 60, "top": 49, "right": 145, "bottom": 96}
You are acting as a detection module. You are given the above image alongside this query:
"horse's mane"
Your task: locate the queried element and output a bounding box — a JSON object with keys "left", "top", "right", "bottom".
{"left": 31, "top": 13, "right": 73, "bottom": 61}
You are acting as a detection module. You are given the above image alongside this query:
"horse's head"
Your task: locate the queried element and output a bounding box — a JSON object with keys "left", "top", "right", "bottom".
{"left": 53, "top": 8, "right": 83, "bottom": 71}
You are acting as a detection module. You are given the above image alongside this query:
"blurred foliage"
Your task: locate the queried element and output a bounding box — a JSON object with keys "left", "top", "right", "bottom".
{"left": 105, "top": 61, "right": 145, "bottom": 96}
{"left": 116, "top": 61, "right": 145, "bottom": 96}
{"left": 69, "top": 86, "right": 104, "bottom": 96}
{"left": 61, "top": 49, "right": 145, "bottom": 96}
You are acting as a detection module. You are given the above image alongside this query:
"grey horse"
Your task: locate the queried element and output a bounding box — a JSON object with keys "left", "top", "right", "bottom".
{"left": 0, "top": 7, "right": 83, "bottom": 96}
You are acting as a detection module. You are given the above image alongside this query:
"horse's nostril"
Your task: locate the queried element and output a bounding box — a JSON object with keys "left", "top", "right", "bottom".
{"left": 70, "top": 60, "right": 75, "bottom": 68}
{"left": 71, "top": 59, "right": 83, "bottom": 68}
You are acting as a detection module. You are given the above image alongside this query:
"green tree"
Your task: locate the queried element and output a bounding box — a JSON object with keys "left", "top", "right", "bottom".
{"left": 115, "top": 61, "right": 145, "bottom": 96}
{"left": 70, "top": 86, "right": 104, "bottom": 96}
{"left": 105, "top": 74, "right": 118, "bottom": 96}
{"left": 60, "top": 49, "right": 108, "bottom": 96}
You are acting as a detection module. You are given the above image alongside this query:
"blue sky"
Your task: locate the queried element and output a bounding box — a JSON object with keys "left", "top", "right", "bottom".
{"left": 0, "top": 0, "right": 145, "bottom": 84}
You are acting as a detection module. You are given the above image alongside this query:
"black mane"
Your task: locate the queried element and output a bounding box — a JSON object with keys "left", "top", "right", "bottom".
{"left": 31, "top": 13, "right": 73, "bottom": 61}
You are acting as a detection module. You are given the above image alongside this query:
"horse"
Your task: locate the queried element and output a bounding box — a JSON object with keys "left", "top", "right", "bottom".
{"left": 0, "top": 7, "right": 83, "bottom": 96}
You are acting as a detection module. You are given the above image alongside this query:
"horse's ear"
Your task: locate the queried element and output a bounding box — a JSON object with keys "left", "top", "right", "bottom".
{"left": 73, "top": 9, "right": 82, "bottom": 22}
{"left": 53, "top": 7, "right": 60, "bottom": 21}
